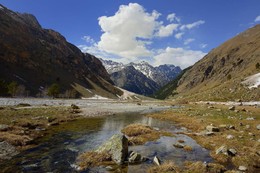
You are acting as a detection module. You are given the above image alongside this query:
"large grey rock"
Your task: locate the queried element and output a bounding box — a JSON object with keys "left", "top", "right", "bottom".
{"left": 0, "top": 141, "right": 19, "bottom": 160}
{"left": 96, "top": 134, "right": 128, "bottom": 164}
{"left": 257, "top": 124, "right": 260, "bottom": 130}
{"left": 206, "top": 125, "right": 220, "bottom": 132}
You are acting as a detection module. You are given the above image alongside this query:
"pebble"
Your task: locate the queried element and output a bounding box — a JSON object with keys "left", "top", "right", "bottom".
{"left": 238, "top": 166, "right": 247, "bottom": 171}
{"left": 226, "top": 135, "right": 234, "bottom": 139}
{"left": 153, "top": 156, "right": 161, "bottom": 166}
{"left": 228, "top": 148, "right": 237, "bottom": 156}
{"left": 173, "top": 143, "right": 185, "bottom": 148}
{"left": 246, "top": 117, "right": 255, "bottom": 120}
{"left": 229, "top": 106, "right": 235, "bottom": 111}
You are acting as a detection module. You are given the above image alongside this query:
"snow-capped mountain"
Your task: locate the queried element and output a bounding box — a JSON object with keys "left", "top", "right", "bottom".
{"left": 100, "top": 59, "right": 182, "bottom": 95}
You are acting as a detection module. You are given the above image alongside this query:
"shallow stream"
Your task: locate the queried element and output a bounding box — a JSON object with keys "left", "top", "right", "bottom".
{"left": 1, "top": 111, "right": 213, "bottom": 173}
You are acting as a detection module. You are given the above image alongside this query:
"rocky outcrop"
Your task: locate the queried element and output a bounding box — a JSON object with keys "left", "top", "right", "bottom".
{"left": 96, "top": 134, "right": 128, "bottom": 164}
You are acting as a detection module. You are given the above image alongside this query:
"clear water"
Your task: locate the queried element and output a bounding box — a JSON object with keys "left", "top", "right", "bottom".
{"left": 0, "top": 113, "right": 213, "bottom": 173}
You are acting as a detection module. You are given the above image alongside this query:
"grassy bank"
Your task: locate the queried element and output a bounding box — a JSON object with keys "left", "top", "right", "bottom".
{"left": 0, "top": 105, "right": 81, "bottom": 151}
{"left": 148, "top": 103, "right": 260, "bottom": 172}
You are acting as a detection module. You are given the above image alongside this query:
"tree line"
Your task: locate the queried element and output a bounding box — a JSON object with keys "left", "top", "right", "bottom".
{"left": 0, "top": 80, "right": 79, "bottom": 98}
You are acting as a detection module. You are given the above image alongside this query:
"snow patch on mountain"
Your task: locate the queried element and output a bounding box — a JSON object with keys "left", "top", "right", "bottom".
{"left": 100, "top": 58, "right": 182, "bottom": 87}
{"left": 242, "top": 72, "right": 260, "bottom": 89}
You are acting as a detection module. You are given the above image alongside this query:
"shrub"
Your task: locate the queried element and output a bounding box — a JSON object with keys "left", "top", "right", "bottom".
{"left": 256, "top": 62, "right": 260, "bottom": 69}
{"left": 47, "top": 83, "right": 60, "bottom": 98}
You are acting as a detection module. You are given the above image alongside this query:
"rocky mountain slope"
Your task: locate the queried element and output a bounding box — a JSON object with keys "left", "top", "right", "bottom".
{"left": 157, "top": 25, "right": 260, "bottom": 101}
{"left": 0, "top": 4, "right": 122, "bottom": 98}
{"left": 100, "top": 59, "right": 181, "bottom": 95}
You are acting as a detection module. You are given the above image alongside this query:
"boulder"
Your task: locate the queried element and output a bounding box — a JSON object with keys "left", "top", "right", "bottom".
{"left": 206, "top": 125, "right": 220, "bottom": 132}
{"left": 96, "top": 134, "right": 128, "bottom": 164}
{"left": 0, "top": 141, "right": 19, "bottom": 160}
{"left": 257, "top": 124, "right": 260, "bottom": 130}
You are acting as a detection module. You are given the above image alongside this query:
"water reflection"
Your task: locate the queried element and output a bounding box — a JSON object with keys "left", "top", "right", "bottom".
{"left": 0, "top": 113, "right": 212, "bottom": 173}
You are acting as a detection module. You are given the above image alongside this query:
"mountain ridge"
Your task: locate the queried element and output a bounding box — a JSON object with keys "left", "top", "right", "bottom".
{"left": 100, "top": 59, "right": 182, "bottom": 95}
{"left": 156, "top": 24, "right": 260, "bottom": 101}
{"left": 0, "top": 4, "right": 122, "bottom": 98}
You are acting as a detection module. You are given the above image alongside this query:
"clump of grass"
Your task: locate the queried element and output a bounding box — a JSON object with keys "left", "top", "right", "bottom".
{"left": 77, "top": 151, "right": 113, "bottom": 170}
{"left": 183, "top": 145, "right": 193, "bottom": 151}
{"left": 121, "top": 124, "right": 173, "bottom": 145}
{"left": 184, "top": 161, "right": 226, "bottom": 173}
{"left": 147, "top": 161, "right": 180, "bottom": 173}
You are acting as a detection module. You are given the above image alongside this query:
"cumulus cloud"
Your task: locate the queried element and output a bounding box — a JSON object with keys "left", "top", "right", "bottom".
{"left": 157, "top": 24, "right": 179, "bottom": 37}
{"left": 97, "top": 3, "right": 162, "bottom": 59}
{"left": 167, "top": 13, "right": 180, "bottom": 22}
{"left": 184, "top": 38, "right": 195, "bottom": 45}
{"left": 153, "top": 47, "right": 206, "bottom": 68}
{"left": 175, "top": 32, "right": 184, "bottom": 39}
{"left": 255, "top": 15, "right": 260, "bottom": 22}
{"left": 180, "top": 20, "right": 205, "bottom": 30}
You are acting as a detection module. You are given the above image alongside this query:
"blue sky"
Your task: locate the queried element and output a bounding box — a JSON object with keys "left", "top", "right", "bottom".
{"left": 1, "top": 0, "right": 259, "bottom": 68}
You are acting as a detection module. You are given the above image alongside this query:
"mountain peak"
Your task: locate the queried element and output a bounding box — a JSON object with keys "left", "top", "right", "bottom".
{"left": 101, "top": 59, "right": 182, "bottom": 95}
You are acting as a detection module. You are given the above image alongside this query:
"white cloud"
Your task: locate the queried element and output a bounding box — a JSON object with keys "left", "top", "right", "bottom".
{"left": 180, "top": 20, "right": 205, "bottom": 30}
{"left": 175, "top": 32, "right": 184, "bottom": 39}
{"left": 82, "top": 36, "right": 95, "bottom": 44}
{"left": 255, "top": 15, "right": 260, "bottom": 22}
{"left": 200, "top": 43, "right": 208, "bottom": 48}
{"left": 157, "top": 24, "right": 179, "bottom": 37}
{"left": 184, "top": 38, "right": 195, "bottom": 45}
{"left": 97, "top": 3, "right": 163, "bottom": 59}
{"left": 167, "top": 13, "right": 180, "bottom": 23}
{"left": 153, "top": 47, "right": 206, "bottom": 68}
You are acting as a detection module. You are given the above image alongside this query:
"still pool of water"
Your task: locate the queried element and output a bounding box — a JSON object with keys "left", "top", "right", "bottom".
{"left": 1, "top": 112, "right": 213, "bottom": 173}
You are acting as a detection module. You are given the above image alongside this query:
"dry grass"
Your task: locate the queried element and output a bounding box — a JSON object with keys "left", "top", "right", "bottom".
{"left": 183, "top": 161, "right": 226, "bottom": 173}
{"left": 0, "top": 106, "right": 80, "bottom": 149}
{"left": 77, "top": 151, "right": 113, "bottom": 170}
{"left": 121, "top": 124, "right": 174, "bottom": 145}
{"left": 147, "top": 103, "right": 260, "bottom": 172}
{"left": 183, "top": 145, "right": 193, "bottom": 152}
{"left": 147, "top": 161, "right": 180, "bottom": 173}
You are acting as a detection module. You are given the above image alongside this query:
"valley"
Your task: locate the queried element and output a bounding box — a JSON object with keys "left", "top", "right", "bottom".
{"left": 0, "top": 2, "right": 259, "bottom": 173}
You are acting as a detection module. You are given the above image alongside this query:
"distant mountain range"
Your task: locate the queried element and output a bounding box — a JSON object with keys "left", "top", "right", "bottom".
{"left": 0, "top": 4, "right": 122, "bottom": 98}
{"left": 155, "top": 24, "right": 260, "bottom": 101}
{"left": 100, "top": 59, "right": 182, "bottom": 95}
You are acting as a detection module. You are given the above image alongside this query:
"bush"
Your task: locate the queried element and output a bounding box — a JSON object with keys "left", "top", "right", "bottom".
{"left": 256, "top": 62, "right": 260, "bottom": 69}
{"left": 0, "top": 79, "right": 8, "bottom": 96}
{"left": 7, "top": 81, "right": 18, "bottom": 97}
{"left": 47, "top": 83, "right": 60, "bottom": 98}
{"left": 227, "top": 74, "right": 232, "bottom": 80}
